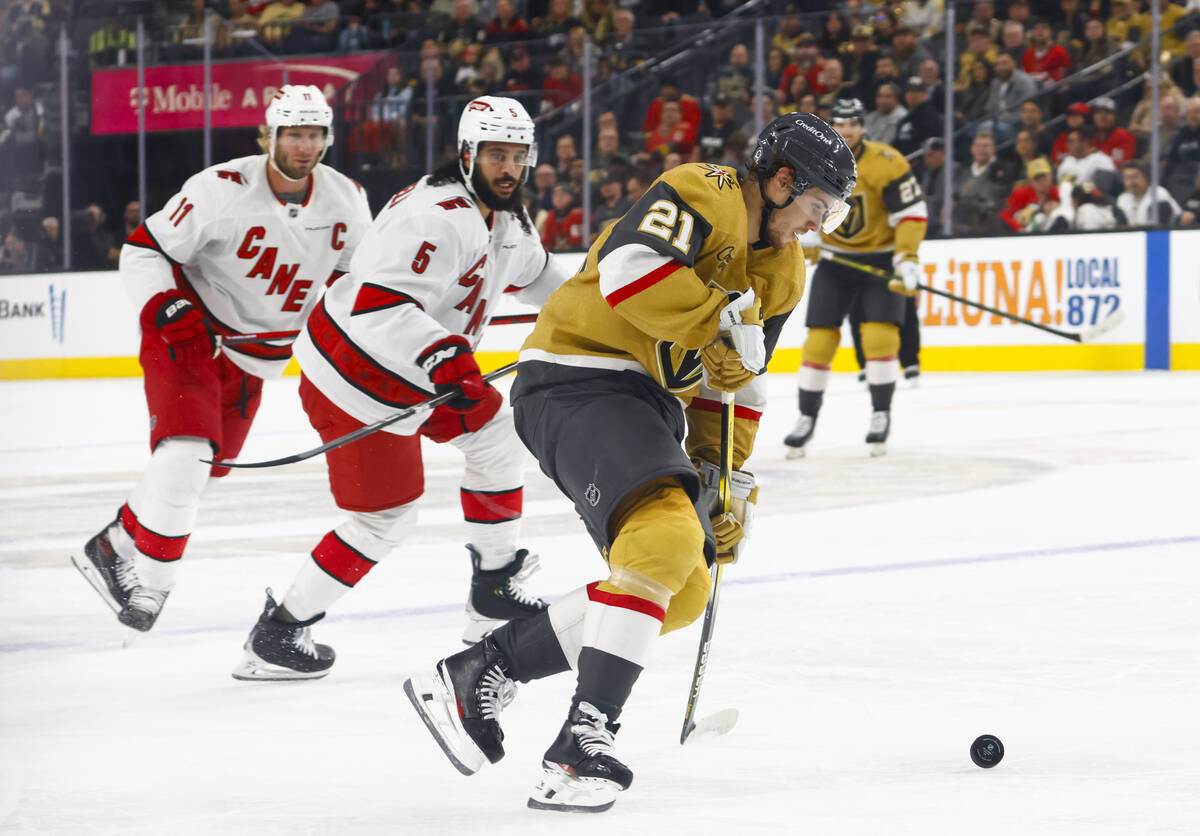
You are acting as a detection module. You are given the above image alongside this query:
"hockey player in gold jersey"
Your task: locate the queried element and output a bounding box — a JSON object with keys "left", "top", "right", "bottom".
{"left": 784, "top": 97, "right": 928, "bottom": 457}
{"left": 405, "top": 113, "right": 857, "bottom": 812}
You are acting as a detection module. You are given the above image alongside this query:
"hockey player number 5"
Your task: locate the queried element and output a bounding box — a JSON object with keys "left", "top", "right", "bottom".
{"left": 412, "top": 241, "right": 437, "bottom": 274}
{"left": 638, "top": 200, "right": 695, "bottom": 255}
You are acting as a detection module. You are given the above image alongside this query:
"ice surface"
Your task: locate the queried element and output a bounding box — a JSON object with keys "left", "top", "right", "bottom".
{"left": 2, "top": 371, "right": 1198, "bottom": 835}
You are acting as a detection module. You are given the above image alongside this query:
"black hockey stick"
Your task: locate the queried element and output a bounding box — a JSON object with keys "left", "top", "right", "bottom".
{"left": 202, "top": 362, "right": 518, "bottom": 470}
{"left": 681, "top": 390, "right": 740, "bottom": 745}
{"left": 818, "top": 250, "right": 1125, "bottom": 343}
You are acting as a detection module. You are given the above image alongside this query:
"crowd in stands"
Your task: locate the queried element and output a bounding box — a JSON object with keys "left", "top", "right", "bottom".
{"left": 8, "top": 0, "right": 1200, "bottom": 274}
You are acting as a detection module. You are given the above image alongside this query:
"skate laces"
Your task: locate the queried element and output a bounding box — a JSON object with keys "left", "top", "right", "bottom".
{"left": 289, "top": 625, "right": 321, "bottom": 659}
{"left": 126, "top": 586, "right": 168, "bottom": 614}
{"left": 113, "top": 553, "right": 140, "bottom": 593}
{"left": 505, "top": 552, "right": 545, "bottom": 607}
{"left": 571, "top": 703, "right": 618, "bottom": 759}
{"left": 477, "top": 665, "right": 517, "bottom": 721}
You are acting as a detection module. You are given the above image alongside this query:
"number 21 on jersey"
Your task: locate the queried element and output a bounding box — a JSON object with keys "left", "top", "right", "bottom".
{"left": 637, "top": 200, "right": 695, "bottom": 255}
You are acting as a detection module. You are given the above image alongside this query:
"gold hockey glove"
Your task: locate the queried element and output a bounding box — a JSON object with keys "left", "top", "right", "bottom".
{"left": 697, "top": 459, "right": 758, "bottom": 564}
{"left": 700, "top": 339, "right": 757, "bottom": 392}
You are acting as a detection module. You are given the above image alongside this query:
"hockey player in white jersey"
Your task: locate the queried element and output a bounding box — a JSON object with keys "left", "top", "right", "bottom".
{"left": 231, "top": 96, "right": 571, "bottom": 681}
{"left": 71, "top": 85, "right": 372, "bottom": 633}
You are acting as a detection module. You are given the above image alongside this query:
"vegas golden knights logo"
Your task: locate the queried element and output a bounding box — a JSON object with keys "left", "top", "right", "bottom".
{"left": 656, "top": 340, "right": 704, "bottom": 392}
{"left": 832, "top": 194, "right": 866, "bottom": 239}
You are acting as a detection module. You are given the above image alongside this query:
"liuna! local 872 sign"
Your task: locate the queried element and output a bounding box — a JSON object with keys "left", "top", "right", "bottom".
{"left": 90, "top": 53, "right": 385, "bottom": 135}
{"left": 914, "top": 231, "right": 1144, "bottom": 347}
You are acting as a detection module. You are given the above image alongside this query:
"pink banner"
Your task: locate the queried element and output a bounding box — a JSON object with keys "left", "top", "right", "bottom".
{"left": 91, "top": 53, "right": 385, "bottom": 135}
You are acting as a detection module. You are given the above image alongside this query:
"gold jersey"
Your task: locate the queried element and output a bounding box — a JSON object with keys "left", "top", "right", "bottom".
{"left": 821, "top": 139, "right": 926, "bottom": 258}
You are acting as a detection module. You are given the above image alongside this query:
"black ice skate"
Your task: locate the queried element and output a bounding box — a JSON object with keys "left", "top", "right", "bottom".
{"left": 119, "top": 586, "right": 171, "bottom": 632}
{"left": 404, "top": 635, "right": 517, "bottom": 775}
{"left": 528, "top": 701, "right": 633, "bottom": 813}
{"left": 462, "top": 545, "right": 548, "bottom": 644}
{"left": 866, "top": 410, "right": 891, "bottom": 457}
{"left": 231, "top": 590, "right": 335, "bottom": 681}
{"left": 783, "top": 413, "right": 817, "bottom": 459}
{"left": 903, "top": 365, "right": 920, "bottom": 384}
{"left": 70, "top": 518, "right": 137, "bottom": 616}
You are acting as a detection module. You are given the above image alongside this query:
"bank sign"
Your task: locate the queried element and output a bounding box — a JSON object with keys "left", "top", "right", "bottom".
{"left": 90, "top": 53, "right": 384, "bottom": 135}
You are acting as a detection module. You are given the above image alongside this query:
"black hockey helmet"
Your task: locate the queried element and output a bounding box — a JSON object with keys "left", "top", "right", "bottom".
{"left": 830, "top": 97, "right": 867, "bottom": 124}
{"left": 751, "top": 111, "right": 857, "bottom": 234}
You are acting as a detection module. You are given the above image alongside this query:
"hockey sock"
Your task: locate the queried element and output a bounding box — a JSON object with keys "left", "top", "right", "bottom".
{"left": 125, "top": 437, "right": 211, "bottom": 590}
{"left": 282, "top": 505, "right": 414, "bottom": 621}
{"left": 572, "top": 582, "right": 664, "bottom": 721}
{"left": 797, "top": 362, "right": 830, "bottom": 416}
{"left": 869, "top": 381, "right": 897, "bottom": 412}
{"left": 460, "top": 486, "right": 522, "bottom": 571}
{"left": 865, "top": 356, "right": 898, "bottom": 411}
{"left": 492, "top": 585, "right": 585, "bottom": 682}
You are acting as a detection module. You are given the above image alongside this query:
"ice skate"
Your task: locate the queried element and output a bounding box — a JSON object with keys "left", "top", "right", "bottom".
{"left": 119, "top": 586, "right": 170, "bottom": 632}
{"left": 232, "top": 590, "right": 335, "bottom": 681}
{"left": 903, "top": 365, "right": 920, "bottom": 386}
{"left": 70, "top": 518, "right": 137, "bottom": 616}
{"left": 528, "top": 701, "right": 633, "bottom": 813}
{"left": 783, "top": 413, "right": 817, "bottom": 459}
{"left": 866, "top": 410, "right": 891, "bottom": 457}
{"left": 462, "top": 546, "right": 547, "bottom": 644}
{"left": 405, "top": 635, "right": 516, "bottom": 775}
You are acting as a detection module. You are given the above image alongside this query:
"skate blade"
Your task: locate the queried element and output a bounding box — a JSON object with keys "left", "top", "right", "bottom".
{"left": 681, "top": 708, "right": 739, "bottom": 745}
{"left": 403, "top": 675, "right": 486, "bottom": 776}
{"left": 527, "top": 763, "right": 620, "bottom": 813}
{"left": 784, "top": 445, "right": 808, "bottom": 460}
{"left": 69, "top": 554, "right": 122, "bottom": 615}
{"left": 868, "top": 442, "right": 887, "bottom": 457}
{"left": 231, "top": 652, "right": 331, "bottom": 682}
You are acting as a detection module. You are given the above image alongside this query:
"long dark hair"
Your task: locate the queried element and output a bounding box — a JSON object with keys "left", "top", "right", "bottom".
{"left": 427, "top": 159, "right": 533, "bottom": 235}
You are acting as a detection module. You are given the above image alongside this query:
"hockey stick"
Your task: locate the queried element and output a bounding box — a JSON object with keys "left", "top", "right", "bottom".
{"left": 681, "top": 390, "right": 740, "bottom": 745}
{"left": 202, "top": 361, "right": 518, "bottom": 470}
{"left": 217, "top": 314, "right": 539, "bottom": 347}
{"left": 818, "top": 250, "right": 1126, "bottom": 343}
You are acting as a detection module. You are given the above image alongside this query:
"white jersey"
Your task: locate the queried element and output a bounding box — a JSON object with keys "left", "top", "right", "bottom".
{"left": 294, "top": 175, "right": 567, "bottom": 435}
{"left": 121, "top": 154, "right": 372, "bottom": 378}
{"left": 1056, "top": 150, "right": 1116, "bottom": 187}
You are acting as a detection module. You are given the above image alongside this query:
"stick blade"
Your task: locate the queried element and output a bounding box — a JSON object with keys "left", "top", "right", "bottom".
{"left": 681, "top": 708, "right": 739, "bottom": 745}
{"left": 1079, "top": 308, "right": 1126, "bottom": 343}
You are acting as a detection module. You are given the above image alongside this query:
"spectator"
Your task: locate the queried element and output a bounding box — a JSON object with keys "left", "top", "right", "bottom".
{"left": 1116, "top": 161, "right": 1182, "bottom": 225}
{"left": 1105, "top": 0, "right": 1144, "bottom": 48}
{"left": 438, "top": 0, "right": 486, "bottom": 54}
{"left": 1071, "top": 18, "right": 1120, "bottom": 102}
{"left": 258, "top": 0, "right": 304, "bottom": 50}
{"left": 708, "top": 43, "right": 754, "bottom": 104}
{"left": 645, "top": 98, "right": 697, "bottom": 157}
{"left": 559, "top": 25, "right": 596, "bottom": 77}
{"left": 589, "top": 171, "right": 629, "bottom": 237}
{"left": 484, "top": 0, "right": 531, "bottom": 45}
{"left": 894, "top": 77, "right": 940, "bottom": 156}
{"left": 866, "top": 7, "right": 896, "bottom": 46}
{"left": 1165, "top": 97, "right": 1200, "bottom": 197}
{"left": 579, "top": 0, "right": 615, "bottom": 44}
{"left": 1057, "top": 126, "right": 1117, "bottom": 186}
{"left": 969, "top": 0, "right": 1003, "bottom": 42}
{"left": 889, "top": 23, "right": 933, "bottom": 80}
{"left": 1091, "top": 96, "right": 1137, "bottom": 166}
{"left": 553, "top": 133, "right": 577, "bottom": 180}
{"left": 534, "top": 0, "right": 581, "bottom": 51}
{"left": 1018, "top": 100, "right": 1055, "bottom": 157}
{"left": 0, "top": 226, "right": 32, "bottom": 275}
{"left": 1055, "top": 0, "right": 1091, "bottom": 47}
{"left": 502, "top": 43, "right": 543, "bottom": 94}
{"left": 864, "top": 84, "right": 907, "bottom": 146}
{"left": 532, "top": 163, "right": 557, "bottom": 213}
{"left": 844, "top": 25, "right": 880, "bottom": 100}
{"left": 916, "top": 59, "right": 944, "bottom": 111}
{"left": 1000, "top": 21, "right": 1027, "bottom": 64}
{"left": 692, "top": 93, "right": 737, "bottom": 163}
{"left": 71, "top": 203, "right": 115, "bottom": 271}
{"left": 957, "top": 23, "right": 999, "bottom": 91}
{"left": 1023, "top": 18, "right": 1072, "bottom": 83}
{"left": 1006, "top": 128, "right": 1042, "bottom": 173}
{"left": 376, "top": 65, "right": 413, "bottom": 166}
{"left": 797, "top": 92, "right": 818, "bottom": 115}
{"left": 717, "top": 130, "right": 749, "bottom": 177}
{"left": 816, "top": 56, "right": 851, "bottom": 100}
{"left": 913, "top": 136, "right": 947, "bottom": 234}
{"left": 820, "top": 12, "right": 849, "bottom": 55}
{"left": 984, "top": 52, "right": 1038, "bottom": 142}
{"left": 1144, "top": 0, "right": 1188, "bottom": 58}
{"left": 120, "top": 200, "right": 140, "bottom": 240}
{"left": 1178, "top": 181, "right": 1200, "bottom": 225}
{"left": 1051, "top": 101, "right": 1091, "bottom": 164}
{"left": 868, "top": 55, "right": 902, "bottom": 102}
{"left": 900, "top": 0, "right": 945, "bottom": 40}
{"left": 32, "top": 216, "right": 61, "bottom": 272}
{"left": 409, "top": 40, "right": 456, "bottom": 149}
{"left": 958, "top": 57, "right": 994, "bottom": 123}
{"left": 541, "top": 54, "right": 582, "bottom": 111}
{"left": 1046, "top": 181, "right": 1120, "bottom": 231}
{"left": 1, "top": 86, "right": 44, "bottom": 183}
{"left": 605, "top": 9, "right": 644, "bottom": 64}
{"left": 1171, "top": 31, "right": 1200, "bottom": 96}
{"left": 624, "top": 170, "right": 650, "bottom": 203}
{"left": 764, "top": 47, "right": 788, "bottom": 95}
{"left": 781, "top": 72, "right": 812, "bottom": 115}
{"left": 773, "top": 6, "right": 807, "bottom": 59}
{"left": 737, "top": 94, "right": 775, "bottom": 145}
{"left": 642, "top": 78, "right": 701, "bottom": 137}
{"left": 170, "top": 0, "right": 233, "bottom": 61}
{"left": 1001, "top": 157, "right": 1061, "bottom": 232}
{"left": 1129, "top": 75, "right": 1182, "bottom": 142}
{"left": 954, "top": 130, "right": 1013, "bottom": 233}
{"left": 1141, "top": 92, "right": 1183, "bottom": 161}
{"left": 541, "top": 183, "right": 583, "bottom": 250}
{"left": 338, "top": 16, "right": 378, "bottom": 52}
{"left": 784, "top": 32, "right": 823, "bottom": 97}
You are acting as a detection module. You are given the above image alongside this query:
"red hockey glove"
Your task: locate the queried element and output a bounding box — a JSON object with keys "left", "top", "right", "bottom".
{"left": 418, "top": 336, "right": 490, "bottom": 412}
{"left": 419, "top": 386, "right": 504, "bottom": 442}
{"left": 140, "top": 291, "right": 217, "bottom": 365}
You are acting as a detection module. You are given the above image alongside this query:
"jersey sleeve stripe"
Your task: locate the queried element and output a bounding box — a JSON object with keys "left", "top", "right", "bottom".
{"left": 307, "top": 299, "right": 432, "bottom": 408}
{"left": 125, "top": 223, "right": 181, "bottom": 264}
{"left": 350, "top": 282, "right": 425, "bottom": 316}
{"left": 603, "top": 259, "right": 681, "bottom": 308}
{"left": 888, "top": 200, "right": 928, "bottom": 227}
{"left": 687, "top": 396, "right": 762, "bottom": 422}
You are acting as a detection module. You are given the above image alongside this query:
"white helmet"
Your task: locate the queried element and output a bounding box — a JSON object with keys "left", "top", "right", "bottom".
{"left": 457, "top": 96, "right": 537, "bottom": 188}
{"left": 265, "top": 84, "right": 334, "bottom": 168}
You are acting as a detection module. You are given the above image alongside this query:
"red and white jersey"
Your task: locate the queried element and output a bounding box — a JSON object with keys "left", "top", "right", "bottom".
{"left": 294, "top": 175, "right": 567, "bottom": 435}
{"left": 121, "top": 154, "right": 372, "bottom": 378}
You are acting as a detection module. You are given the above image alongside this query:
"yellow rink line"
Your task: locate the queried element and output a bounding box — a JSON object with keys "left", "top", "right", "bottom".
{"left": 0, "top": 343, "right": 1165, "bottom": 380}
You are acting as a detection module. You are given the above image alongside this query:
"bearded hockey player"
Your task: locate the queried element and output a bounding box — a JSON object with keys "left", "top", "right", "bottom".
{"left": 71, "top": 85, "right": 372, "bottom": 633}
{"left": 404, "top": 113, "right": 857, "bottom": 811}
{"left": 784, "top": 97, "right": 928, "bottom": 457}
{"left": 230, "top": 96, "right": 572, "bottom": 681}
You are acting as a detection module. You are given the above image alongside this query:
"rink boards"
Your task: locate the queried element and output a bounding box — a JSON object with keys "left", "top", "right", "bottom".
{"left": 1, "top": 229, "right": 1196, "bottom": 379}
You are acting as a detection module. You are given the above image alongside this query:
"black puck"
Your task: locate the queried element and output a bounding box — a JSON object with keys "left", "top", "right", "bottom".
{"left": 970, "top": 734, "right": 1004, "bottom": 768}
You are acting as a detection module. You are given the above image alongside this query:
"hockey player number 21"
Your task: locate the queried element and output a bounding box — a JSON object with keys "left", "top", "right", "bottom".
{"left": 637, "top": 200, "right": 695, "bottom": 255}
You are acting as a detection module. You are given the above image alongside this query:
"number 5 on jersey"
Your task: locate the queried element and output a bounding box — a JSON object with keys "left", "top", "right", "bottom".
{"left": 637, "top": 200, "right": 695, "bottom": 255}
{"left": 412, "top": 241, "right": 436, "bottom": 274}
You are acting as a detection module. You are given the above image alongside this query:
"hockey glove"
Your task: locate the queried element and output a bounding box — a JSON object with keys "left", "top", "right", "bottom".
{"left": 717, "top": 289, "right": 766, "bottom": 376}
{"left": 418, "top": 335, "right": 494, "bottom": 411}
{"left": 419, "top": 387, "right": 504, "bottom": 443}
{"left": 141, "top": 291, "right": 217, "bottom": 364}
{"left": 888, "top": 255, "right": 922, "bottom": 297}
{"left": 700, "top": 339, "right": 757, "bottom": 392}
{"left": 697, "top": 459, "right": 758, "bottom": 564}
